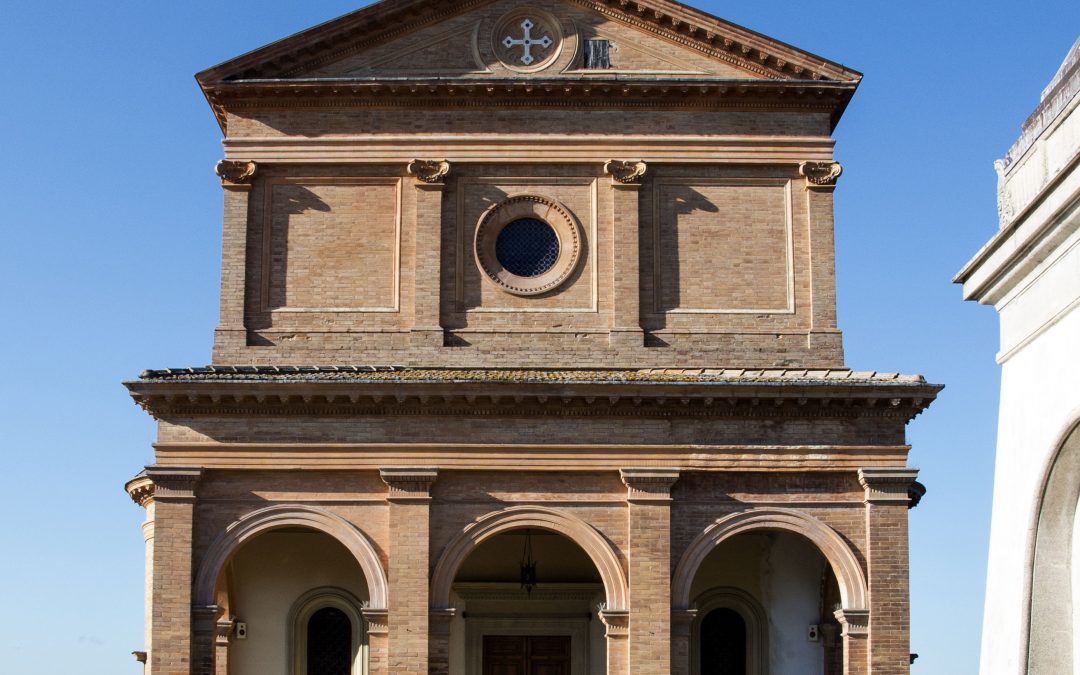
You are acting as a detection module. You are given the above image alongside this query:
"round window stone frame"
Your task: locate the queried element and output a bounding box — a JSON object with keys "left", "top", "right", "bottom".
{"left": 474, "top": 195, "right": 583, "bottom": 296}
{"left": 491, "top": 8, "right": 564, "bottom": 73}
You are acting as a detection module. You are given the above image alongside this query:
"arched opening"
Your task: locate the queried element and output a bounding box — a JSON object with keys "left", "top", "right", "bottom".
{"left": 194, "top": 505, "right": 388, "bottom": 675}
{"left": 432, "top": 507, "right": 628, "bottom": 675}
{"left": 449, "top": 529, "right": 605, "bottom": 675}
{"left": 1028, "top": 420, "right": 1080, "bottom": 673}
{"left": 689, "top": 533, "right": 838, "bottom": 675}
{"left": 228, "top": 530, "right": 369, "bottom": 675}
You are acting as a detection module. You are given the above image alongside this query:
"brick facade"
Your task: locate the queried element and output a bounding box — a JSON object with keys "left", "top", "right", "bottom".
{"left": 126, "top": 1, "right": 938, "bottom": 674}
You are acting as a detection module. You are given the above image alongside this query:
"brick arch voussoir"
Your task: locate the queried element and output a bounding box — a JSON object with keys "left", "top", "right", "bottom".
{"left": 671, "top": 507, "right": 868, "bottom": 612}
{"left": 193, "top": 504, "right": 388, "bottom": 610}
{"left": 430, "top": 505, "right": 628, "bottom": 611}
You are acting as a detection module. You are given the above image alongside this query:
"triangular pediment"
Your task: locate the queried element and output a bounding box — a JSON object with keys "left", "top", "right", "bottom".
{"left": 198, "top": 0, "right": 861, "bottom": 85}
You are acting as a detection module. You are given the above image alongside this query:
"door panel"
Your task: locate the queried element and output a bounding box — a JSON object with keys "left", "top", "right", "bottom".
{"left": 482, "top": 635, "right": 571, "bottom": 675}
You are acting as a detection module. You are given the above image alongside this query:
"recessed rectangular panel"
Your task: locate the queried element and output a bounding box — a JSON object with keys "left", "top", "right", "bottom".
{"left": 264, "top": 178, "right": 400, "bottom": 312}
{"left": 655, "top": 179, "right": 793, "bottom": 313}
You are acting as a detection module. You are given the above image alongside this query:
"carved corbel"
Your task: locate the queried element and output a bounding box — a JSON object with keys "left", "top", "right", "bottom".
{"left": 215, "top": 617, "right": 236, "bottom": 647}
{"left": 604, "top": 160, "right": 648, "bottom": 186}
{"left": 799, "top": 161, "right": 843, "bottom": 189}
{"left": 214, "top": 160, "right": 257, "bottom": 187}
{"left": 363, "top": 608, "right": 390, "bottom": 636}
{"left": 407, "top": 159, "right": 452, "bottom": 185}
{"left": 125, "top": 473, "right": 155, "bottom": 508}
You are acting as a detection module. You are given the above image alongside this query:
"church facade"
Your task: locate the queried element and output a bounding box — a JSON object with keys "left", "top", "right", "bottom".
{"left": 125, "top": 2, "right": 940, "bottom": 674}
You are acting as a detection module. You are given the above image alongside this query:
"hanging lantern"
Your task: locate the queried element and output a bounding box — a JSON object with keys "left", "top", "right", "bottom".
{"left": 520, "top": 529, "right": 538, "bottom": 597}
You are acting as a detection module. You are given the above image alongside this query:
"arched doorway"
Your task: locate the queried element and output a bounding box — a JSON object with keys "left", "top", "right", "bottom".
{"left": 1028, "top": 419, "right": 1080, "bottom": 673}
{"left": 431, "top": 506, "right": 628, "bottom": 675}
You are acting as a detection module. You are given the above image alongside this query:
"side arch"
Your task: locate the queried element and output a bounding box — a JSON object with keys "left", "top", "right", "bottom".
{"left": 193, "top": 504, "right": 389, "bottom": 610}
{"left": 671, "top": 507, "right": 868, "bottom": 611}
{"left": 430, "top": 505, "right": 628, "bottom": 611}
{"left": 1025, "top": 414, "right": 1080, "bottom": 674}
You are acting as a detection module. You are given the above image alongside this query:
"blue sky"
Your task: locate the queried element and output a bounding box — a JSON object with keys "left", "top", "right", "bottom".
{"left": 1, "top": 2, "right": 1077, "bottom": 673}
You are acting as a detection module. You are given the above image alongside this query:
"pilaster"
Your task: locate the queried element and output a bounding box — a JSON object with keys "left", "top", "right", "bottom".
{"left": 212, "top": 160, "right": 256, "bottom": 358}
{"left": 859, "top": 468, "right": 919, "bottom": 675}
{"left": 620, "top": 468, "right": 678, "bottom": 674}
{"left": 380, "top": 468, "right": 438, "bottom": 675}
{"left": 126, "top": 473, "right": 156, "bottom": 675}
{"left": 143, "top": 466, "right": 202, "bottom": 675}
{"left": 363, "top": 608, "right": 389, "bottom": 675}
{"left": 834, "top": 608, "right": 870, "bottom": 675}
{"left": 799, "top": 160, "right": 843, "bottom": 357}
{"left": 605, "top": 161, "right": 647, "bottom": 348}
{"left": 213, "top": 616, "right": 234, "bottom": 675}
{"left": 408, "top": 160, "right": 450, "bottom": 349}
{"left": 670, "top": 608, "right": 697, "bottom": 675}
{"left": 599, "top": 609, "right": 630, "bottom": 675}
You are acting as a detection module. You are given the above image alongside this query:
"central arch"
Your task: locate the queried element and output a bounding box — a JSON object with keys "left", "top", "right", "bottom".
{"left": 430, "top": 505, "right": 628, "bottom": 612}
{"left": 672, "top": 507, "right": 868, "bottom": 612}
{"left": 193, "top": 503, "right": 389, "bottom": 610}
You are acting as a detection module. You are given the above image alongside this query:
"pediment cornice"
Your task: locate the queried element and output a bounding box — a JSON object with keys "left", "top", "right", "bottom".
{"left": 198, "top": 0, "right": 858, "bottom": 85}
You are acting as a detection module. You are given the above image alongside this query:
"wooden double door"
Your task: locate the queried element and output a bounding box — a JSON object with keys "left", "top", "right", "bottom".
{"left": 482, "top": 635, "right": 572, "bottom": 675}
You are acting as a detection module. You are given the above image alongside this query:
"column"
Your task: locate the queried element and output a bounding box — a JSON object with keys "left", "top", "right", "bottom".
{"left": 670, "top": 609, "right": 697, "bottom": 675}
{"left": 605, "top": 161, "right": 647, "bottom": 348}
{"left": 125, "top": 473, "right": 157, "bottom": 675}
{"left": 144, "top": 466, "right": 203, "bottom": 675}
{"left": 212, "top": 160, "right": 256, "bottom": 360}
{"left": 362, "top": 608, "right": 389, "bottom": 675}
{"left": 407, "top": 160, "right": 451, "bottom": 349}
{"left": 621, "top": 468, "right": 679, "bottom": 674}
{"left": 799, "top": 161, "right": 843, "bottom": 359}
{"left": 859, "top": 468, "right": 920, "bottom": 675}
{"left": 380, "top": 468, "right": 438, "bottom": 675}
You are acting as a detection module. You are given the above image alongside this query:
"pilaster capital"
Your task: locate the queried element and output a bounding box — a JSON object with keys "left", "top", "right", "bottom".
{"left": 671, "top": 608, "right": 698, "bottom": 635}
{"left": 598, "top": 609, "right": 629, "bottom": 638}
{"left": 125, "top": 472, "right": 155, "bottom": 508}
{"left": 144, "top": 466, "right": 202, "bottom": 503}
{"left": 833, "top": 608, "right": 869, "bottom": 637}
{"left": 799, "top": 161, "right": 843, "bottom": 189}
{"left": 192, "top": 604, "right": 220, "bottom": 627}
{"left": 604, "top": 159, "right": 648, "bottom": 188}
{"left": 215, "top": 160, "right": 257, "bottom": 189}
{"left": 858, "top": 468, "right": 920, "bottom": 506}
{"left": 363, "top": 608, "right": 389, "bottom": 636}
{"left": 429, "top": 607, "right": 456, "bottom": 636}
{"left": 620, "top": 468, "right": 679, "bottom": 502}
{"left": 215, "top": 617, "right": 236, "bottom": 646}
{"left": 380, "top": 467, "right": 438, "bottom": 503}
{"left": 407, "top": 159, "right": 452, "bottom": 187}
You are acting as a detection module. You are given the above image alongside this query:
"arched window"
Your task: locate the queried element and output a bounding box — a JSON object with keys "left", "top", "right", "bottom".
{"left": 290, "top": 588, "right": 367, "bottom": 675}
{"left": 692, "top": 588, "right": 767, "bottom": 675}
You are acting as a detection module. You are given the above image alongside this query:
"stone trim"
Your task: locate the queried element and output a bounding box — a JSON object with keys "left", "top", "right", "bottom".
{"left": 858, "top": 468, "right": 920, "bottom": 505}
{"left": 192, "top": 503, "right": 389, "bottom": 610}
{"left": 380, "top": 468, "right": 438, "bottom": 502}
{"left": 672, "top": 507, "right": 868, "bottom": 612}
{"left": 430, "top": 505, "right": 629, "bottom": 613}
{"left": 144, "top": 466, "right": 201, "bottom": 503}
{"left": 620, "top": 468, "right": 679, "bottom": 501}
{"left": 598, "top": 609, "right": 629, "bottom": 638}
{"left": 362, "top": 608, "right": 389, "bottom": 637}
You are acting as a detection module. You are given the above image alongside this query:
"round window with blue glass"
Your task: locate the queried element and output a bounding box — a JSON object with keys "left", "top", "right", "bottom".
{"left": 474, "top": 195, "right": 583, "bottom": 296}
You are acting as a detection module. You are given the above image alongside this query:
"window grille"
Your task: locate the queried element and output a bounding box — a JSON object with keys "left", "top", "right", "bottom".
{"left": 585, "top": 39, "right": 611, "bottom": 69}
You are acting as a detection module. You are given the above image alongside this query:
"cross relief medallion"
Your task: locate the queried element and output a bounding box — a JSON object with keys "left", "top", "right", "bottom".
{"left": 502, "top": 19, "right": 553, "bottom": 65}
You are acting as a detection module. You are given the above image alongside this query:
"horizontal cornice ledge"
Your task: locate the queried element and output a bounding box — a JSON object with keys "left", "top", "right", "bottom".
{"left": 125, "top": 368, "right": 941, "bottom": 422}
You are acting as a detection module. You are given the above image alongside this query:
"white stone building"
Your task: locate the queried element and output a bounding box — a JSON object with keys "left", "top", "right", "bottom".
{"left": 956, "top": 36, "right": 1080, "bottom": 675}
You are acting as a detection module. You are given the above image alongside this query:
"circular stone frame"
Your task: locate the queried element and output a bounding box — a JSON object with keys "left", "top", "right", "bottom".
{"left": 491, "top": 8, "right": 564, "bottom": 73}
{"left": 474, "top": 195, "right": 583, "bottom": 296}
